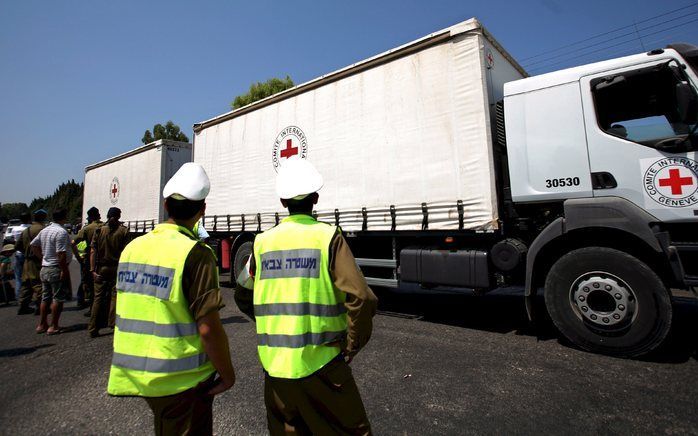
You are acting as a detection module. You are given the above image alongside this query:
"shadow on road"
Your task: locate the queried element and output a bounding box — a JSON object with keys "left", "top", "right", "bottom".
{"left": 63, "top": 305, "right": 89, "bottom": 312}
{"left": 375, "top": 287, "right": 547, "bottom": 334}
{"left": 375, "top": 286, "right": 698, "bottom": 363}
{"left": 0, "top": 343, "right": 54, "bottom": 358}
{"left": 61, "top": 323, "right": 88, "bottom": 333}
{"left": 221, "top": 315, "right": 249, "bottom": 325}
{"left": 641, "top": 297, "right": 698, "bottom": 364}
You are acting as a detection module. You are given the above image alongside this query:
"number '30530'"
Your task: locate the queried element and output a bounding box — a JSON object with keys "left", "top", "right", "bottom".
{"left": 545, "top": 177, "right": 580, "bottom": 188}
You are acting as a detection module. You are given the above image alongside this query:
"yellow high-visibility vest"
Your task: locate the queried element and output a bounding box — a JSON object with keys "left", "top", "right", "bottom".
{"left": 76, "top": 240, "right": 87, "bottom": 257}
{"left": 107, "top": 223, "right": 215, "bottom": 397}
{"left": 253, "top": 214, "right": 347, "bottom": 379}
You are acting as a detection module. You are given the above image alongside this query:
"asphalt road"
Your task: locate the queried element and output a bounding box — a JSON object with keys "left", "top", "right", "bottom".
{"left": 0, "top": 259, "right": 697, "bottom": 435}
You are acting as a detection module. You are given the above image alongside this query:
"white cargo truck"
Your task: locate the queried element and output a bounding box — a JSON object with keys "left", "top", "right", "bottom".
{"left": 193, "top": 18, "right": 698, "bottom": 357}
{"left": 82, "top": 139, "right": 192, "bottom": 231}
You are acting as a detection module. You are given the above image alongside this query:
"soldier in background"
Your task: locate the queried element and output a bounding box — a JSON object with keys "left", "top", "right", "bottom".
{"left": 1, "top": 244, "right": 15, "bottom": 305}
{"left": 11, "top": 212, "right": 31, "bottom": 301}
{"left": 16, "top": 209, "right": 48, "bottom": 315}
{"left": 71, "top": 207, "right": 102, "bottom": 311}
{"left": 88, "top": 207, "right": 128, "bottom": 337}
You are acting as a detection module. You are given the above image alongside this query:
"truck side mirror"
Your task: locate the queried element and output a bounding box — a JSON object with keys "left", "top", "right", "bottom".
{"left": 676, "top": 81, "right": 698, "bottom": 124}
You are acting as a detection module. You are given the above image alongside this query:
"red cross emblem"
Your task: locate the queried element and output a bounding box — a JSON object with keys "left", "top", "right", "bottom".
{"left": 109, "top": 177, "right": 120, "bottom": 204}
{"left": 658, "top": 168, "right": 694, "bottom": 195}
{"left": 280, "top": 138, "right": 299, "bottom": 159}
{"left": 272, "top": 126, "right": 308, "bottom": 172}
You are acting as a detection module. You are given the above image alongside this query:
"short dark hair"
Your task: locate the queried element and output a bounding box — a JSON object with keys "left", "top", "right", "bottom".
{"left": 165, "top": 197, "right": 204, "bottom": 220}
{"left": 20, "top": 212, "right": 31, "bottom": 224}
{"left": 52, "top": 208, "right": 68, "bottom": 222}
{"left": 87, "top": 206, "right": 100, "bottom": 219}
{"left": 285, "top": 193, "right": 317, "bottom": 214}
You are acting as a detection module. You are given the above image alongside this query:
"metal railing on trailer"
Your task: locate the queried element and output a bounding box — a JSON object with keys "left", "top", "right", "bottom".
{"left": 125, "top": 220, "right": 156, "bottom": 233}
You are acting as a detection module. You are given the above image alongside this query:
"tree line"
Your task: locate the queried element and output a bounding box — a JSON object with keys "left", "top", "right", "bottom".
{"left": 1, "top": 180, "right": 83, "bottom": 224}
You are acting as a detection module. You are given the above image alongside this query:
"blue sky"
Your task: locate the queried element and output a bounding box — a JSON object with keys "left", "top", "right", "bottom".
{"left": 1, "top": 0, "right": 697, "bottom": 204}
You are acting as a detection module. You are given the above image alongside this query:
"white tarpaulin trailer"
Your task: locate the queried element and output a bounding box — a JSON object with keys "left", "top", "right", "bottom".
{"left": 193, "top": 18, "right": 525, "bottom": 232}
{"left": 82, "top": 140, "right": 191, "bottom": 229}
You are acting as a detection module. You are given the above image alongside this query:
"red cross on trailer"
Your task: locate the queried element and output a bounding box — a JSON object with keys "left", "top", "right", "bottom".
{"left": 112, "top": 183, "right": 118, "bottom": 198}
{"left": 658, "top": 168, "right": 694, "bottom": 195}
{"left": 280, "top": 138, "right": 299, "bottom": 159}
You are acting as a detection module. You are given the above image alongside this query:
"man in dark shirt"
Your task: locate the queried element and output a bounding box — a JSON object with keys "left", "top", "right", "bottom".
{"left": 16, "top": 209, "right": 48, "bottom": 315}
{"left": 88, "top": 207, "right": 128, "bottom": 337}
{"left": 72, "top": 207, "right": 102, "bottom": 310}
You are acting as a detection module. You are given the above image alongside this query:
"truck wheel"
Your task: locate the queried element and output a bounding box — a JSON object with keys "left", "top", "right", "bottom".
{"left": 232, "top": 241, "right": 253, "bottom": 282}
{"left": 544, "top": 247, "right": 671, "bottom": 357}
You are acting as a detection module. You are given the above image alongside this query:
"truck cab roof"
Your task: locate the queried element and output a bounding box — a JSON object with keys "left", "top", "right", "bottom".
{"left": 504, "top": 45, "right": 696, "bottom": 97}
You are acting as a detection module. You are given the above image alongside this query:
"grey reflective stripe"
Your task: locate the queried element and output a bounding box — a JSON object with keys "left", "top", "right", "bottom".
{"left": 257, "top": 330, "right": 345, "bottom": 348}
{"left": 117, "top": 262, "right": 176, "bottom": 300}
{"left": 111, "top": 352, "right": 208, "bottom": 373}
{"left": 259, "top": 249, "right": 321, "bottom": 279}
{"left": 254, "top": 303, "right": 346, "bottom": 317}
{"left": 116, "top": 315, "right": 198, "bottom": 338}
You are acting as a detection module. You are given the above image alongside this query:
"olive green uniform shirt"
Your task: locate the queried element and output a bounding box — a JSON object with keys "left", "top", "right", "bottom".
{"left": 75, "top": 220, "right": 104, "bottom": 255}
{"left": 91, "top": 224, "right": 129, "bottom": 278}
{"left": 182, "top": 244, "right": 224, "bottom": 321}
{"left": 18, "top": 222, "right": 46, "bottom": 280}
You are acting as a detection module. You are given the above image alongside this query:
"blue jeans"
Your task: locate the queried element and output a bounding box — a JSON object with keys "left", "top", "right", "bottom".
{"left": 14, "top": 251, "right": 24, "bottom": 300}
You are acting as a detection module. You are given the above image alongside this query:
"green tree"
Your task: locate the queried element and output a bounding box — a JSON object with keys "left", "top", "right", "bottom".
{"left": 232, "top": 76, "right": 294, "bottom": 110}
{"left": 142, "top": 120, "right": 189, "bottom": 144}
{"left": 0, "top": 203, "right": 30, "bottom": 223}
{"left": 29, "top": 179, "right": 83, "bottom": 224}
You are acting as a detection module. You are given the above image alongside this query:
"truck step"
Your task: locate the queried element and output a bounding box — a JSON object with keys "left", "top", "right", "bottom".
{"left": 673, "top": 242, "right": 698, "bottom": 252}
{"left": 355, "top": 258, "right": 397, "bottom": 268}
{"left": 684, "top": 275, "right": 698, "bottom": 286}
{"left": 365, "top": 277, "right": 399, "bottom": 288}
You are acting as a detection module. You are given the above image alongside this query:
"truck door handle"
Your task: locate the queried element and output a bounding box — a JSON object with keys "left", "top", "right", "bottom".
{"left": 591, "top": 172, "right": 618, "bottom": 189}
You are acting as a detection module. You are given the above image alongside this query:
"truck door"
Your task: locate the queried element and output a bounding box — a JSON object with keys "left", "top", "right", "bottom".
{"left": 580, "top": 58, "right": 698, "bottom": 222}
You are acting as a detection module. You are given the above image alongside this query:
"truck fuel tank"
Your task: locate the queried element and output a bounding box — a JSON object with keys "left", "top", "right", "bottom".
{"left": 400, "top": 248, "right": 490, "bottom": 289}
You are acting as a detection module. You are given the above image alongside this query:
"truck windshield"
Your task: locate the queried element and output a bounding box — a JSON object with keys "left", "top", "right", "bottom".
{"left": 591, "top": 60, "right": 698, "bottom": 150}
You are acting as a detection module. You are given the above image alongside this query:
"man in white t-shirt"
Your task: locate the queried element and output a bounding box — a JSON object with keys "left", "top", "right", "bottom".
{"left": 30, "top": 208, "right": 72, "bottom": 335}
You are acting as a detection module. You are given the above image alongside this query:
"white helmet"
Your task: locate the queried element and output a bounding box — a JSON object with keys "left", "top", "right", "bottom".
{"left": 276, "top": 158, "right": 323, "bottom": 200}
{"left": 163, "top": 163, "right": 211, "bottom": 201}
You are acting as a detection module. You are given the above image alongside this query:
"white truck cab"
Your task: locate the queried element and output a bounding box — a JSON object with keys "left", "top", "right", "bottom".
{"left": 503, "top": 44, "right": 698, "bottom": 356}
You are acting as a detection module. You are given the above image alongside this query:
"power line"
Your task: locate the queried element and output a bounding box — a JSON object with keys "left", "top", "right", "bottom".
{"left": 523, "top": 11, "right": 698, "bottom": 68}
{"left": 587, "top": 27, "right": 698, "bottom": 61}
{"left": 520, "top": 2, "right": 698, "bottom": 62}
{"left": 526, "top": 17, "right": 698, "bottom": 73}
{"left": 528, "top": 17, "right": 698, "bottom": 72}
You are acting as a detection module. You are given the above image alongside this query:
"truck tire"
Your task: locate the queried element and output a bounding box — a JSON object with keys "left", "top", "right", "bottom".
{"left": 544, "top": 247, "right": 671, "bottom": 357}
{"left": 232, "top": 241, "right": 253, "bottom": 282}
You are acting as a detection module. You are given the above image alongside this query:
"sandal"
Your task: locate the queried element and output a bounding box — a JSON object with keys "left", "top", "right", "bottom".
{"left": 46, "top": 327, "right": 63, "bottom": 336}
{"left": 36, "top": 326, "right": 48, "bottom": 334}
